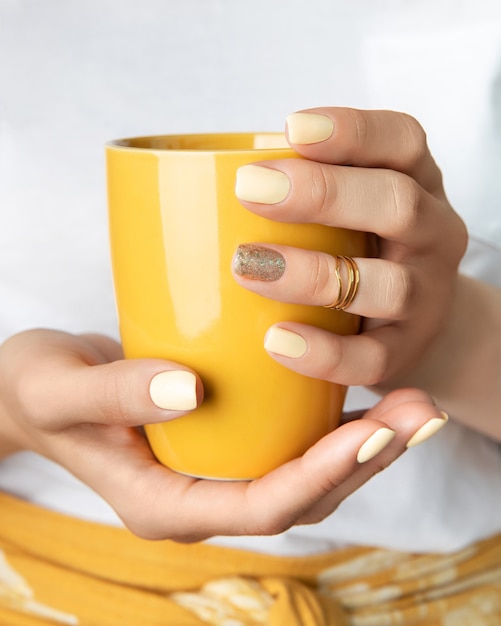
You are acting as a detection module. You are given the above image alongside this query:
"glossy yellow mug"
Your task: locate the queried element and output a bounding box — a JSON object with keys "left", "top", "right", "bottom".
{"left": 106, "top": 133, "right": 366, "bottom": 480}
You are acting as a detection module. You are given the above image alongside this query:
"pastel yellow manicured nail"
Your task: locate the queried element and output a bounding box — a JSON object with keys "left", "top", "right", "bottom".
{"left": 235, "top": 165, "right": 290, "bottom": 204}
{"left": 406, "top": 411, "right": 449, "bottom": 448}
{"left": 357, "top": 428, "right": 396, "bottom": 464}
{"left": 149, "top": 371, "right": 198, "bottom": 411}
{"left": 264, "top": 327, "right": 307, "bottom": 358}
{"left": 286, "top": 112, "right": 334, "bottom": 144}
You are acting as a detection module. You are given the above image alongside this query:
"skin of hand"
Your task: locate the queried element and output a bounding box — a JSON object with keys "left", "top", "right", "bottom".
{"left": 0, "top": 329, "right": 443, "bottom": 541}
{"left": 233, "top": 107, "right": 501, "bottom": 441}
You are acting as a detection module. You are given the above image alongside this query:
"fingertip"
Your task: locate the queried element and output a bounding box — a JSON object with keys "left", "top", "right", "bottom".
{"left": 264, "top": 326, "right": 308, "bottom": 359}
{"left": 356, "top": 427, "right": 396, "bottom": 463}
{"left": 406, "top": 411, "right": 449, "bottom": 448}
{"left": 235, "top": 164, "right": 290, "bottom": 204}
{"left": 286, "top": 111, "right": 334, "bottom": 145}
{"left": 360, "top": 391, "right": 449, "bottom": 450}
{"left": 149, "top": 370, "right": 201, "bottom": 412}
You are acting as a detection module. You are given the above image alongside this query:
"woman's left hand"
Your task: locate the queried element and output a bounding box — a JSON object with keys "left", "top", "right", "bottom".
{"left": 0, "top": 330, "right": 443, "bottom": 541}
{"left": 233, "top": 107, "right": 468, "bottom": 393}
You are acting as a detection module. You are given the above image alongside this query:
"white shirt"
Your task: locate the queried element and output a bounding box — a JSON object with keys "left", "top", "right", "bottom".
{"left": 1, "top": 0, "right": 500, "bottom": 555}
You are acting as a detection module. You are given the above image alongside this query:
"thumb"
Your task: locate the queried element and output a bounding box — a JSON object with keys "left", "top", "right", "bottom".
{"left": 65, "top": 358, "right": 203, "bottom": 428}
{"left": 3, "top": 329, "right": 203, "bottom": 431}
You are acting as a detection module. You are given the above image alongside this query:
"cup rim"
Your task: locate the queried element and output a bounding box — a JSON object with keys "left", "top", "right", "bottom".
{"left": 106, "top": 131, "right": 294, "bottom": 154}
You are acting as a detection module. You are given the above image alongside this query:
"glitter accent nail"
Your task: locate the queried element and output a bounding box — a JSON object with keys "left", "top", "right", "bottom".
{"left": 233, "top": 244, "right": 286, "bottom": 281}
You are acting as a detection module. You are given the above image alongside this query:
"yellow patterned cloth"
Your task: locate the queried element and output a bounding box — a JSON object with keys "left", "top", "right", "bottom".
{"left": 1, "top": 491, "right": 501, "bottom": 625}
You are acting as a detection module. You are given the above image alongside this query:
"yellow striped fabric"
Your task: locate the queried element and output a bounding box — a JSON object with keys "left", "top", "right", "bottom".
{"left": 0, "top": 492, "right": 500, "bottom": 625}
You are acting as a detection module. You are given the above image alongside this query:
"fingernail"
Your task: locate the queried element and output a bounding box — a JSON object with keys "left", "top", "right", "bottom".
{"left": 286, "top": 112, "right": 334, "bottom": 144}
{"left": 149, "top": 371, "right": 198, "bottom": 411}
{"left": 235, "top": 165, "right": 290, "bottom": 204}
{"left": 406, "top": 411, "right": 449, "bottom": 448}
{"left": 264, "top": 327, "right": 307, "bottom": 358}
{"left": 357, "top": 428, "right": 396, "bottom": 463}
{"left": 233, "top": 244, "right": 285, "bottom": 281}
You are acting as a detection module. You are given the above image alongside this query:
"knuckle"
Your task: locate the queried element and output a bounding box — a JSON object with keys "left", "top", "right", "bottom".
{"left": 400, "top": 113, "right": 429, "bottom": 165}
{"left": 13, "top": 365, "right": 58, "bottom": 431}
{"left": 91, "top": 362, "right": 136, "bottom": 426}
{"left": 386, "top": 264, "right": 416, "bottom": 319}
{"left": 323, "top": 347, "right": 347, "bottom": 383}
{"left": 450, "top": 214, "right": 469, "bottom": 262}
{"left": 95, "top": 367, "right": 129, "bottom": 424}
{"left": 309, "top": 165, "right": 337, "bottom": 222}
{"left": 364, "top": 341, "right": 391, "bottom": 386}
{"left": 349, "top": 108, "right": 369, "bottom": 151}
{"left": 306, "top": 252, "right": 334, "bottom": 303}
{"left": 388, "top": 172, "right": 421, "bottom": 237}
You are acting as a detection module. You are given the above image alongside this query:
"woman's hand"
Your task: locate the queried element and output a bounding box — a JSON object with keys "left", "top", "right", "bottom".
{"left": 234, "top": 107, "right": 467, "bottom": 388}
{"left": 232, "top": 107, "right": 501, "bottom": 437}
{"left": 0, "top": 329, "right": 443, "bottom": 541}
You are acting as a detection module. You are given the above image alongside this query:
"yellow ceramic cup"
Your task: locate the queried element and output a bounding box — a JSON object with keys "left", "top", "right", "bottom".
{"left": 106, "top": 133, "right": 367, "bottom": 480}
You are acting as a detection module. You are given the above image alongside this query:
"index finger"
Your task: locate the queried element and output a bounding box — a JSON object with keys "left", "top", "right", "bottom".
{"left": 286, "top": 107, "right": 444, "bottom": 195}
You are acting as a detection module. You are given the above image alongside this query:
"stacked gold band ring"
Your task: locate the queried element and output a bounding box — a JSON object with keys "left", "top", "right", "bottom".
{"left": 323, "top": 255, "right": 360, "bottom": 311}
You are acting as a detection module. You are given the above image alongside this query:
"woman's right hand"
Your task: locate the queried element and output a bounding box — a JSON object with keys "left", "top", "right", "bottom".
{"left": 0, "top": 328, "right": 445, "bottom": 541}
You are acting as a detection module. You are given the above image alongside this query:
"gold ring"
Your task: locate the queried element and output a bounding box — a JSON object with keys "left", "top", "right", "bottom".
{"left": 324, "top": 256, "right": 360, "bottom": 311}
